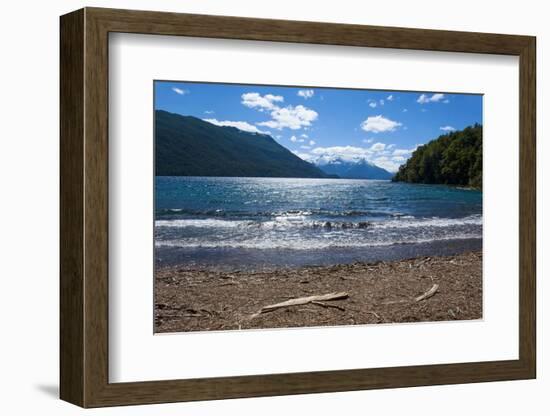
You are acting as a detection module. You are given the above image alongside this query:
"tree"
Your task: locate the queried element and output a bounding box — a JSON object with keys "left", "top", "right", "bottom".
{"left": 393, "top": 124, "right": 482, "bottom": 189}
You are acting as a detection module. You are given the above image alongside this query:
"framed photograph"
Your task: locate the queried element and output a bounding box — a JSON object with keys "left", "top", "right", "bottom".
{"left": 60, "top": 7, "right": 536, "bottom": 407}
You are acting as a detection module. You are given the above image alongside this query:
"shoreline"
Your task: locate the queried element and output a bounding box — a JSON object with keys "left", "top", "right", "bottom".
{"left": 155, "top": 237, "right": 482, "bottom": 271}
{"left": 155, "top": 250, "right": 482, "bottom": 333}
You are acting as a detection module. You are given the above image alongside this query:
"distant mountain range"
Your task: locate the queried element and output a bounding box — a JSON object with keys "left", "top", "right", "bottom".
{"left": 155, "top": 110, "right": 326, "bottom": 178}
{"left": 315, "top": 158, "right": 393, "bottom": 180}
{"left": 155, "top": 110, "right": 393, "bottom": 179}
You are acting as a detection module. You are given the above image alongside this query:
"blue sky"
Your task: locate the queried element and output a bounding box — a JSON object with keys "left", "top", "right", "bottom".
{"left": 155, "top": 81, "right": 482, "bottom": 172}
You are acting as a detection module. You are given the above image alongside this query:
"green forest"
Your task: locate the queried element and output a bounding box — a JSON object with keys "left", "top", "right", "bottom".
{"left": 155, "top": 110, "right": 327, "bottom": 178}
{"left": 393, "top": 124, "right": 482, "bottom": 189}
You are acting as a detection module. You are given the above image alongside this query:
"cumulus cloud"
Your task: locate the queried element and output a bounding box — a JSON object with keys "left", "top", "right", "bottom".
{"left": 203, "top": 118, "right": 269, "bottom": 135}
{"left": 309, "top": 140, "right": 316, "bottom": 146}
{"left": 292, "top": 150, "right": 316, "bottom": 162}
{"left": 369, "top": 142, "right": 386, "bottom": 152}
{"left": 300, "top": 145, "right": 311, "bottom": 150}
{"left": 241, "top": 92, "right": 284, "bottom": 110}
{"left": 297, "top": 89, "right": 314, "bottom": 99}
{"left": 258, "top": 105, "right": 318, "bottom": 130}
{"left": 392, "top": 145, "right": 419, "bottom": 157}
{"left": 242, "top": 92, "right": 318, "bottom": 131}
{"left": 417, "top": 93, "right": 445, "bottom": 104}
{"left": 311, "top": 145, "right": 372, "bottom": 162}
{"left": 372, "top": 156, "right": 403, "bottom": 173}
{"left": 295, "top": 142, "right": 412, "bottom": 172}
{"left": 361, "top": 115, "right": 402, "bottom": 133}
{"left": 290, "top": 135, "right": 298, "bottom": 142}
{"left": 172, "top": 87, "right": 189, "bottom": 95}
{"left": 369, "top": 102, "right": 377, "bottom": 108}
{"left": 301, "top": 133, "right": 309, "bottom": 138}
{"left": 387, "top": 95, "right": 394, "bottom": 101}
{"left": 440, "top": 125, "right": 456, "bottom": 132}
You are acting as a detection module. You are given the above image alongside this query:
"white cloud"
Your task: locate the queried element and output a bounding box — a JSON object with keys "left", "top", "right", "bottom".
{"left": 300, "top": 145, "right": 311, "bottom": 150}
{"left": 361, "top": 115, "right": 402, "bottom": 133}
{"left": 301, "top": 133, "right": 309, "bottom": 138}
{"left": 393, "top": 145, "right": 419, "bottom": 157}
{"left": 241, "top": 92, "right": 284, "bottom": 110}
{"left": 417, "top": 93, "right": 445, "bottom": 104}
{"left": 309, "top": 140, "right": 316, "bottom": 146}
{"left": 440, "top": 125, "right": 456, "bottom": 132}
{"left": 292, "top": 151, "right": 316, "bottom": 162}
{"left": 372, "top": 156, "right": 402, "bottom": 173}
{"left": 362, "top": 138, "right": 374, "bottom": 144}
{"left": 403, "top": 108, "right": 408, "bottom": 112}
{"left": 387, "top": 144, "right": 396, "bottom": 150}
{"left": 204, "top": 110, "right": 214, "bottom": 114}
{"left": 392, "top": 149, "right": 411, "bottom": 156}
{"left": 242, "top": 92, "right": 318, "bottom": 131}
{"left": 369, "top": 102, "right": 377, "bottom": 108}
{"left": 443, "top": 99, "right": 450, "bottom": 104}
{"left": 379, "top": 99, "right": 385, "bottom": 106}
{"left": 297, "top": 142, "right": 411, "bottom": 172}
{"left": 311, "top": 146, "right": 373, "bottom": 162}
{"left": 297, "top": 89, "right": 314, "bottom": 99}
{"left": 370, "top": 142, "right": 386, "bottom": 152}
{"left": 387, "top": 95, "right": 394, "bottom": 101}
{"left": 203, "top": 118, "right": 269, "bottom": 135}
{"left": 172, "top": 87, "right": 189, "bottom": 95}
{"left": 290, "top": 135, "right": 305, "bottom": 143}
{"left": 258, "top": 105, "right": 318, "bottom": 130}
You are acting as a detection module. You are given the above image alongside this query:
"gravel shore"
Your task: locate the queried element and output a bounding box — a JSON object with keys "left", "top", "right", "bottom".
{"left": 155, "top": 251, "right": 482, "bottom": 333}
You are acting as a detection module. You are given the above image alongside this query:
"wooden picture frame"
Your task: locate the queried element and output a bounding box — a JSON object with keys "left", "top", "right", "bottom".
{"left": 60, "top": 7, "right": 536, "bottom": 408}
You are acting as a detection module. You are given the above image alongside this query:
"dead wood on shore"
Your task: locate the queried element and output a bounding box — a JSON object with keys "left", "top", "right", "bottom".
{"left": 415, "top": 284, "right": 439, "bottom": 302}
{"left": 251, "top": 292, "right": 349, "bottom": 317}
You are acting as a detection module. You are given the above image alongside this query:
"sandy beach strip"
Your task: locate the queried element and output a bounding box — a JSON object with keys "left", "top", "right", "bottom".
{"left": 155, "top": 251, "right": 482, "bottom": 333}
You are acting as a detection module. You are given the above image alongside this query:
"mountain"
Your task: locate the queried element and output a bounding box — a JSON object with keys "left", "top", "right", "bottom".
{"left": 155, "top": 110, "right": 327, "bottom": 178}
{"left": 316, "top": 158, "right": 393, "bottom": 180}
{"left": 393, "top": 124, "right": 482, "bottom": 189}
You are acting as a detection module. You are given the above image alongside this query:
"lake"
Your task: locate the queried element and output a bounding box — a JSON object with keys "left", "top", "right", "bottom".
{"left": 155, "top": 176, "right": 482, "bottom": 270}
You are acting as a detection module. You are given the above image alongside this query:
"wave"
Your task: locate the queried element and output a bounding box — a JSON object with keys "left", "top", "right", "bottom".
{"left": 155, "top": 214, "right": 482, "bottom": 231}
{"left": 371, "top": 214, "right": 482, "bottom": 229}
{"left": 156, "top": 208, "right": 400, "bottom": 219}
{"left": 155, "top": 218, "right": 253, "bottom": 229}
{"left": 154, "top": 233, "right": 482, "bottom": 250}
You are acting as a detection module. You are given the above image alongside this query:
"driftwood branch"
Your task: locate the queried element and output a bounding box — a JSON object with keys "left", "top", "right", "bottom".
{"left": 252, "top": 292, "right": 349, "bottom": 317}
{"left": 415, "top": 257, "right": 431, "bottom": 267}
{"left": 311, "top": 300, "right": 346, "bottom": 311}
{"left": 415, "top": 284, "right": 439, "bottom": 302}
{"left": 365, "top": 310, "right": 380, "bottom": 319}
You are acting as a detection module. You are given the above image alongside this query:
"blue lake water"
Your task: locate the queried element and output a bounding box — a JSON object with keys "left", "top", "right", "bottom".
{"left": 155, "top": 177, "right": 482, "bottom": 270}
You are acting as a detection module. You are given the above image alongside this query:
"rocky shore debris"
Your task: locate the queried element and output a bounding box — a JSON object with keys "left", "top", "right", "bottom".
{"left": 154, "top": 251, "right": 482, "bottom": 332}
